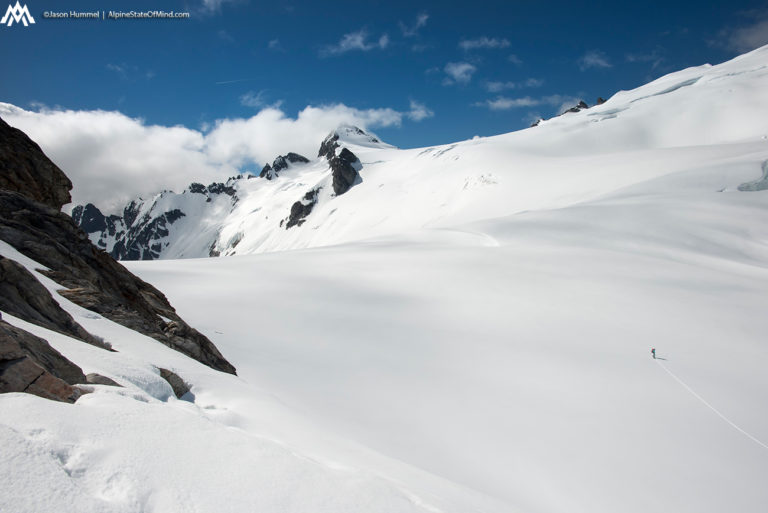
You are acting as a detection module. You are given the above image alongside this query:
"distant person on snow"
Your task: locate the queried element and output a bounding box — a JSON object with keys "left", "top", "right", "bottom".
{"left": 651, "top": 348, "right": 656, "bottom": 359}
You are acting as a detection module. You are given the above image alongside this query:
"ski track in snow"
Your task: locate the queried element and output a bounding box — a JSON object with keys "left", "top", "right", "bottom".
{"left": 655, "top": 360, "right": 768, "bottom": 452}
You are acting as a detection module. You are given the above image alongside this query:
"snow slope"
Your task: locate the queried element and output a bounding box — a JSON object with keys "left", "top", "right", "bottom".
{"left": 2, "top": 45, "right": 768, "bottom": 513}
{"left": 78, "top": 44, "right": 768, "bottom": 259}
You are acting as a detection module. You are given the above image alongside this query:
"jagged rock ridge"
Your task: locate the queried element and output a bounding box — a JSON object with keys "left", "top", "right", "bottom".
{"left": 260, "top": 152, "right": 309, "bottom": 180}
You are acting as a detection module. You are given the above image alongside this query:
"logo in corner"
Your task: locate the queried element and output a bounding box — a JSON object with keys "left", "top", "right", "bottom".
{"left": 1, "top": 1, "right": 35, "bottom": 26}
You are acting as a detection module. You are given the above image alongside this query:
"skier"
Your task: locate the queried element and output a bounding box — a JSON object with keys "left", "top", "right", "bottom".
{"left": 651, "top": 348, "right": 656, "bottom": 359}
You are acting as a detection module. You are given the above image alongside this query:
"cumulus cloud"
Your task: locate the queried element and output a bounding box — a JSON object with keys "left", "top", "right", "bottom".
{"left": 0, "top": 100, "right": 431, "bottom": 213}
{"left": 578, "top": 50, "right": 612, "bottom": 70}
{"left": 508, "top": 54, "right": 523, "bottom": 65}
{"left": 406, "top": 100, "right": 434, "bottom": 121}
{"left": 399, "top": 12, "right": 428, "bottom": 37}
{"left": 321, "top": 29, "right": 389, "bottom": 56}
{"left": 443, "top": 62, "right": 477, "bottom": 85}
{"left": 459, "top": 37, "right": 511, "bottom": 51}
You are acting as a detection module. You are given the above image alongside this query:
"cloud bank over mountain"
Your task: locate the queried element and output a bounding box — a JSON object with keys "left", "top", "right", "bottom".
{"left": 0, "top": 101, "right": 430, "bottom": 213}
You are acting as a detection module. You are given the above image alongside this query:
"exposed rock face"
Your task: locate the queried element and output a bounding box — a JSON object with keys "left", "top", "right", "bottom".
{"left": 565, "top": 100, "right": 590, "bottom": 114}
{"left": 0, "top": 318, "right": 87, "bottom": 403}
{"left": 72, "top": 180, "right": 240, "bottom": 261}
{"left": 159, "top": 367, "right": 191, "bottom": 399}
{"left": 259, "top": 163, "right": 273, "bottom": 180}
{"left": 0, "top": 116, "right": 237, "bottom": 376}
{"left": 0, "top": 255, "right": 109, "bottom": 349}
{"left": 318, "top": 132, "right": 340, "bottom": 159}
{"left": 86, "top": 373, "right": 121, "bottom": 387}
{"left": 0, "top": 117, "right": 72, "bottom": 210}
{"left": 0, "top": 190, "right": 235, "bottom": 374}
{"left": 260, "top": 153, "right": 310, "bottom": 180}
{"left": 330, "top": 148, "right": 362, "bottom": 195}
{"left": 596, "top": 97, "right": 607, "bottom": 105}
{"left": 286, "top": 188, "right": 319, "bottom": 229}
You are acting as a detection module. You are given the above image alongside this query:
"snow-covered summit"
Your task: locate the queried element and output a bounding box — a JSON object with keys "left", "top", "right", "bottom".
{"left": 75, "top": 45, "right": 768, "bottom": 260}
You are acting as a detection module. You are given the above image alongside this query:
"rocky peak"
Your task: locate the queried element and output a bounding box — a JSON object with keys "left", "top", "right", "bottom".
{"left": 260, "top": 152, "right": 310, "bottom": 180}
{"left": 318, "top": 125, "right": 384, "bottom": 159}
{"left": 71, "top": 203, "right": 107, "bottom": 233}
{"left": 0, "top": 117, "right": 72, "bottom": 210}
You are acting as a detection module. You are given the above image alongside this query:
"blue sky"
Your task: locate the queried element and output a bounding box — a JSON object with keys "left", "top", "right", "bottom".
{"left": 2, "top": 0, "right": 767, "bottom": 146}
{"left": 1, "top": 0, "right": 767, "bottom": 207}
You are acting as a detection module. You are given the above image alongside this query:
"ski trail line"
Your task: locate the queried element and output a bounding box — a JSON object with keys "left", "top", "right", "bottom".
{"left": 656, "top": 360, "right": 768, "bottom": 451}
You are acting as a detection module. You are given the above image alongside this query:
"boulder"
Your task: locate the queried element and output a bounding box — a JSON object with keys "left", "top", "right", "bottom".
{"left": 159, "top": 367, "right": 190, "bottom": 398}
{"left": 86, "top": 373, "right": 121, "bottom": 387}
{"left": 0, "top": 318, "right": 87, "bottom": 403}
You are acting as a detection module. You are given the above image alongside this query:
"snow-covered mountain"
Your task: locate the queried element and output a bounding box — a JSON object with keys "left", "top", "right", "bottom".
{"left": 71, "top": 124, "right": 388, "bottom": 259}
{"left": 75, "top": 49, "right": 768, "bottom": 261}
{"left": 3, "top": 45, "right": 768, "bottom": 513}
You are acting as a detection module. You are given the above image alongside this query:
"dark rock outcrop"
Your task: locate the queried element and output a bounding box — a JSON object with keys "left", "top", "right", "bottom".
{"left": 71, "top": 203, "right": 107, "bottom": 233}
{"left": 259, "top": 163, "right": 273, "bottom": 179}
{"left": 0, "top": 115, "right": 237, "bottom": 376}
{"left": 159, "top": 367, "right": 191, "bottom": 399}
{"left": 318, "top": 132, "right": 340, "bottom": 159}
{"left": 286, "top": 188, "right": 319, "bottom": 229}
{"left": 86, "top": 373, "right": 121, "bottom": 387}
{"left": 564, "top": 100, "right": 590, "bottom": 114}
{"left": 0, "top": 255, "right": 109, "bottom": 349}
{"left": 0, "top": 117, "right": 72, "bottom": 210}
{"left": 260, "top": 153, "right": 309, "bottom": 180}
{"left": 0, "top": 190, "right": 235, "bottom": 374}
{"left": 0, "top": 318, "right": 87, "bottom": 403}
{"left": 596, "top": 97, "right": 607, "bottom": 105}
{"left": 72, "top": 180, "right": 239, "bottom": 261}
{"left": 330, "top": 148, "right": 362, "bottom": 196}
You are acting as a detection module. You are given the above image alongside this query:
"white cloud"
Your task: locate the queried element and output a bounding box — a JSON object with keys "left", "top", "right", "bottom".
{"left": 473, "top": 94, "right": 581, "bottom": 112}
{"left": 0, "top": 101, "right": 429, "bottom": 213}
{"left": 406, "top": 100, "right": 434, "bottom": 121}
{"left": 200, "top": 0, "right": 239, "bottom": 13}
{"left": 474, "top": 96, "right": 540, "bottom": 110}
{"left": 578, "top": 50, "right": 612, "bottom": 70}
{"left": 321, "top": 29, "right": 390, "bottom": 56}
{"left": 399, "top": 12, "right": 429, "bottom": 37}
{"left": 625, "top": 47, "right": 665, "bottom": 70}
{"left": 486, "top": 78, "right": 543, "bottom": 92}
{"left": 107, "top": 62, "right": 154, "bottom": 81}
{"left": 217, "top": 30, "right": 235, "bottom": 43}
{"left": 268, "top": 39, "right": 284, "bottom": 51}
{"left": 508, "top": 54, "right": 523, "bottom": 65}
{"left": 718, "top": 13, "right": 768, "bottom": 52}
{"left": 239, "top": 90, "right": 283, "bottom": 109}
{"left": 459, "top": 37, "right": 511, "bottom": 51}
{"left": 443, "top": 62, "right": 477, "bottom": 85}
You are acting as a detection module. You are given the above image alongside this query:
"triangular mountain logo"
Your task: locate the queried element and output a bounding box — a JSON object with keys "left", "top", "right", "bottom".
{"left": 1, "top": 1, "right": 35, "bottom": 26}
